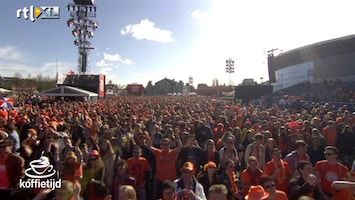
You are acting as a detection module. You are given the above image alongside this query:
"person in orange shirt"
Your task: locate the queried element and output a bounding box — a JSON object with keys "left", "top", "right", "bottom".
{"left": 240, "top": 156, "right": 263, "bottom": 196}
{"left": 332, "top": 160, "right": 355, "bottom": 200}
{"left": 322, "top": 121, "right": 338, "bottom": 146}
{"left": 148, "top": 129, "right": 182, "bottom": 199}
{"left": 127, "top": 146, "right": 150, "bottom": 200}
{"left": 315, "top": 146, "right": 349, "bottom": 200}
{"left": 260, "top": 175, "right": 288, "bottom": 200}
{"left": 62, "top": 151, "right": 83, "bottom": 200}
{"left": 264, "top": 148, "right": 293, "bottom": 193}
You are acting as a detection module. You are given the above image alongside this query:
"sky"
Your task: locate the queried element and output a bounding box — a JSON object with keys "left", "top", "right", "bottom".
{"left": 1, "top": 0, "right": 355, "bottom": 87}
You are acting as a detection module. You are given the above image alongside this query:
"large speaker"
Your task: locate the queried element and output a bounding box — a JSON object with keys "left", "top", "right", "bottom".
{"left": 267, "top": 55, "right": 276, "bottom": 83}
{"left": 81, "top": 53, "right": 87, "bottom": 73}
{"left": 73, "top": 0, "right": 95, "bottom": 5}
{"left": 235, "top": 85, "right": 273, "bottom": 103}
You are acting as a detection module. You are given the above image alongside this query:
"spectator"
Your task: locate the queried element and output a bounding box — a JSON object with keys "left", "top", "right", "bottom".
{"left": 100, "top": 139, "right": 116, "bottom": 191}
{"left": 265, "top": 138, "right": 277, "bottom": 163}
{"left": 81, "top": 150, "right": 106, "bottom": 198}
{"left": 335, "top": 124, "right": 355, "bottom": 168}
{"left": 260, "top": 175, "right": 288, "bottom": 200}
{"left": 62, "top": 151, "right": 83, "bottom": 200}
{"left": 219, "top": 159, "right": 243, "bottom": 200}
{"left": 19, "top": 128, "right": 40, "bottom": 167}
{"left": 194, "top": 120, "right": 212, "bottom": 148}
{"left": 289, "top": 161, "right": 319, "bottom": 200}
{"left": 177, "top": 134, "right": 203, "bottom": 174}
{"left": 322, "top": 121, "right": 338, "bottom": 146}
{"left": 148, "top": 130, "right": 182, "bottom": 199}
{"left": 207, "top": 184, "right": 228, "bottom": 200}
{"left": 0, "top": 139, "right": 25, "bottom": 199}
{"left": 197, "top": 161, "right": 220, "bottom": 197}
{"left": 159, "top": 180, "right": 178, "bottom": 200}
{"left": 119, "top": 185, "right": 137, "bottom": 200}
{"left": 314, "top": 146, "right": 349, "bottom": 199}
{"left": 112, "top": 160, "right": 136, "bottom": 200}
{"left": 200, "top": 139, "right": 220, "bottom": 168}
{"left": 3, "top": 123, "right": 20, "bottom": 154}
{"left": 264, "top": 148, "right": 293, "bottom": 193}
{"left": 332, "top": 160, "right": 355, "bottom": 199}
{"left": 307, "top": 135, "right": 325, "bottom": 166}
{"left": 284, "top": 140, "right": 310, "bottom": 173}
{"left": 174, "top": 162, "right": 206, "bottom": 200}
{"left": 127, "top": 146, "right": 150, "bottom": 200}
{"left": 219, "top": 136, "right": 239, "bottom": 169}
{"left": 245, "top": 133, "right": 265, "bottom": 169}
{"left": 240, "top": 156, "right": 263, "bottom": 196}
{"left": 245, "top": 185, "right": 269, "bottom": 200}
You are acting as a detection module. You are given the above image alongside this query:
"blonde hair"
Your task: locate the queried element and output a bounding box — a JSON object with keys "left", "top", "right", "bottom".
{"left": 65, "top": 151, "right": 78, "bottom": 162}
{"left": 120, "top": 185, "right": 137, "bottom": 200}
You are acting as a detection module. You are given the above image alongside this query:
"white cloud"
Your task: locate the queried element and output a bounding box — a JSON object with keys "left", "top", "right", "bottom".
{"left": 121, "top": 19, "right": 174, "bottom": 43}
{"left": 104, "top": 53, "right": 121, "bottom": 62}
{"left": 122, "top": 59, "right": 134, "bottom": 65}
{"left": 96, "top": 60, "right": 113, "bottom": 67}
{"left": 191, "top": 9, "right": 208, "bottom": 22}
{"left": 98, "top": 52, "right": 134, "bottom": 67}
{"left": 0, "top": 45, "right": 23, "bottom": 60}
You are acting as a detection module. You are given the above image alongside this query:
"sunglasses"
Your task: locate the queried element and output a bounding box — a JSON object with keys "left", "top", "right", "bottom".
{"left": 265, "top": 184, "right": 276, "bottom": 189}
{"left": 90, "top": 157, "right": 98, "bottom": 161}
{"left": 324, "top": 152, "right": 334, "bottom": 156}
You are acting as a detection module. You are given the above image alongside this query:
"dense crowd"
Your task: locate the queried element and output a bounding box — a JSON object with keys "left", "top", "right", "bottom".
{"left": 0, "top": 94, "right": 355, "bottom": 200}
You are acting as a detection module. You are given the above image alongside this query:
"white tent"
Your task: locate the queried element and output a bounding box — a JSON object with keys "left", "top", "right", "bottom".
{"left": 0, "top": 88, "right": 12, "bottom": 94}
{"left": 38, "top": 86, "right": 98, "bottom": 101}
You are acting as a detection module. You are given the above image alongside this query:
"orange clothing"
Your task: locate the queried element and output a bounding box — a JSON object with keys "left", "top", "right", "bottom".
{"left": 153, "top": 149, "right": 178, "bottom": 181}
{"left": 271, "top": 190, "right": 289, "bottom": 200}
{"left": 127, "top": 157, "right": 150, "bottom": 187}
{"left": 63, "top": 163, "right": 83, "bottom": 184}
{"left": 315, "top": 160, "right": 349, "bottom": 194}
{"left": 240, "top": 168, "right": 263, "bottom": 196}
{"left": 322, "top": 127, "right": 337, "bottom": 145}
{"left": 333, "top": 188, "right": 355, "bottom": 200}
{"left": 264, "top": 159, "right": 293, "bottom": 193}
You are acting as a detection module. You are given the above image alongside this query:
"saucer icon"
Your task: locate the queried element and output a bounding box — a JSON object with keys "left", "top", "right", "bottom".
{"left": 25, "top": 155, "right": 56, "bottom": 179}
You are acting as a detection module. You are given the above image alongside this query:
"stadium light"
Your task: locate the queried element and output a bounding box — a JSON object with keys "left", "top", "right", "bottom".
{"left": 67, "top": 0, "right": 98, "bottom": 75}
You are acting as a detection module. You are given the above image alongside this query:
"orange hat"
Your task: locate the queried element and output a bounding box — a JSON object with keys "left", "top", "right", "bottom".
{"left": 181, "top": 162, "right": 195, "bottom": 172}
{"left": 89, "top": 150, "right": 100, "bottom": 157}
{"left": 27, "top": 128, "right": 37, "bottom": 135}
{"left": 203, "top": 161, "right": 217, "bottom": 171}
{"left": 245, "top": 185, "right": 270, "bottom": 200}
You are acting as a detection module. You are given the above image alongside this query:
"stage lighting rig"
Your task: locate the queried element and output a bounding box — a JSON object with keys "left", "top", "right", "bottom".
{"left": 67, "top": 0, "right": 98, "bottom": 74}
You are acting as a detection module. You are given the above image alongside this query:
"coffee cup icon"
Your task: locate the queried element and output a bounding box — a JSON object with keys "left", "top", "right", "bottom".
{"left": 29, "top": 156, "right": 53, "bottom": 175}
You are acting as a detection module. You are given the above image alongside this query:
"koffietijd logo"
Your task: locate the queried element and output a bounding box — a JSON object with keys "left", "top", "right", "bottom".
{"left": 16, "top": 6, "right": 60, "bottom": 22}
{"left": 19, "top": 152, "right": 62, "bottom": 190}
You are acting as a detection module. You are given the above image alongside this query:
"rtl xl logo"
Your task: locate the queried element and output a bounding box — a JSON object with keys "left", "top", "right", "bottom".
{"left": 17, "top": 6, "right": 60, "bottom": 22}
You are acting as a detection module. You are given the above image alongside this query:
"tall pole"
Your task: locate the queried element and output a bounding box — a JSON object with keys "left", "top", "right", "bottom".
{"left": 67, "top": 1, "right": 98, "bottom": 75}
{"left": 226, "top": 58, "right": 235, "bottom": 86}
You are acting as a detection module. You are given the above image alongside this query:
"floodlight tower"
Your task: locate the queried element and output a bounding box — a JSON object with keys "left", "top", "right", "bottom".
{"left": 67, "top": 0, "right": 98, "bottom": 75}
{"left": 226, "top": 58, "right": 235, "bottom": 86}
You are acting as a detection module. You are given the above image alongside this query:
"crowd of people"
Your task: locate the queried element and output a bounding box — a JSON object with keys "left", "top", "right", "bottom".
{"left": 0, "top": 93, "right": 355, "bottom": 200}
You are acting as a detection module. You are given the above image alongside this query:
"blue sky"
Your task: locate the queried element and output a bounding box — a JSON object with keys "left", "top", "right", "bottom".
{"left": 1, "top": 0, "right": 355, "bottom": 87}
